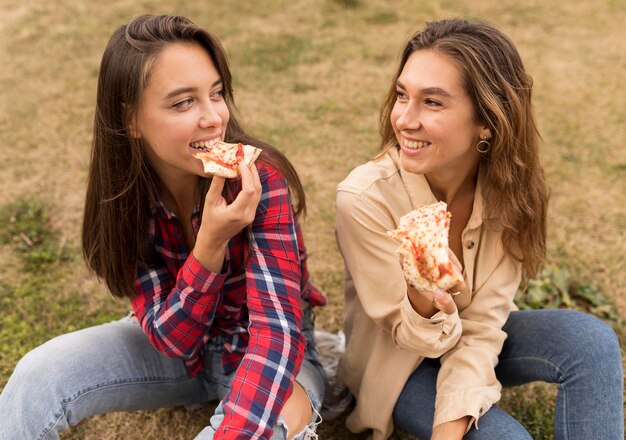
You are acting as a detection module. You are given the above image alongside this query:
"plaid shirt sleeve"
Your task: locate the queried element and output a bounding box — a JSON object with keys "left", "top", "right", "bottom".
{"left": 131, "top": 251, "right": 229, "bottom": 367}
{"left": 215, "top": 165, "right": 306, "bottom": 439}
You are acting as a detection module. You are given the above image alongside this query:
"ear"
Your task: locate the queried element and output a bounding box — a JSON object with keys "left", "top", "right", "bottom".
{"left": 128, "top": 117, "right": 141, "bottom": 139}
{"left": 123, "top": 103, "right": 141, "bottom": 139}
{"left": 479, "top": 126, "right": 492, "bottom": 140}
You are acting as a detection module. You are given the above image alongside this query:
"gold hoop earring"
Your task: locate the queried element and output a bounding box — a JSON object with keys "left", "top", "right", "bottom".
{"left": 476, "top": 137, "right": 491, "bottom": 154}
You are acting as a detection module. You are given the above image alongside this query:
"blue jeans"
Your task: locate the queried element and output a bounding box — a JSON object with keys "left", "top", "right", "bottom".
{"left": 0, "top": 307, "right": 325, "bottom": 440}
{"left": 393, "top": 310, "right": 624, "bottom": 439}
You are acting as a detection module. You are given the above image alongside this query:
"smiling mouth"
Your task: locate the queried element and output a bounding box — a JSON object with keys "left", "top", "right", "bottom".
{"left": 190, "top": 138, "right": 221, "bottom": 151}
{"left": 403, "top": 139, "right": 431, "bottom": 150}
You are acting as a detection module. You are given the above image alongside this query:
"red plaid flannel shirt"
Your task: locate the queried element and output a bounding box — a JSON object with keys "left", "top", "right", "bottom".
{"left": 131, "top": 163, "right": 326, "bottom": 439}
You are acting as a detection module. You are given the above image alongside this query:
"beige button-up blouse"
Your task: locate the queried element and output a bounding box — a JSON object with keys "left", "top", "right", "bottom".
{"left": 335, "top": 148, "right": 522, "bottom": 440}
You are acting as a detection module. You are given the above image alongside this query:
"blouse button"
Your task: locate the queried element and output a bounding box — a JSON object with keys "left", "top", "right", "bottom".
{"left": 465, "top": 240, "right": 475, "bottom": 249}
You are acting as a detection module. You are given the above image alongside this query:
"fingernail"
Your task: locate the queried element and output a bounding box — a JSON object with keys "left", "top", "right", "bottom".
{"left": 450, "top": 291, "right": 461, "bottom": 297}
{"left": 435, "top": 289, "right": 445, "bottom": 298}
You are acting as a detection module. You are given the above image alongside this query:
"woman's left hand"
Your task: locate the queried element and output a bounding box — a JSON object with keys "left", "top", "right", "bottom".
{"left": 430, "top": 416, "right": 470, "bottom": 440}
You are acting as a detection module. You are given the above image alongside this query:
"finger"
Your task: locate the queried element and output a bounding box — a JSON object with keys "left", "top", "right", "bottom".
{"left": 238, "top": 162, "right": 261, "bottom": 188}
{"left": 229, "top": 164, "right": 261, "bottom": 213}
{"left": 238, "top": 161, "right": 252, "bottom": 186}
{"left": 447, "top": 279, "right": 467, "bottom": 297}
{"left": 206, "top": 175, "right": 226, "bottom": 203}
{"left": 248, "top": 162, "right": 262, "bottom": 192}
{"left": 433, "top": 290, "right": 457, "bottom": 315}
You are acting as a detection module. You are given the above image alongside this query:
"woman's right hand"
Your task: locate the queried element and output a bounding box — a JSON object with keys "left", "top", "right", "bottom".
{"left": 194, "top": 162, "right": 262, "bottom": 272}
{"left": 407, "top": 285, "right": 457, "bottom": 317}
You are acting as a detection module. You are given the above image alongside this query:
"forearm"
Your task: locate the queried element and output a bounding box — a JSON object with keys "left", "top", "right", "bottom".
{"left": 214, "top": 171, "right": 307, "bottom": 436}
{"left": 132, "top": 253, "right": 227, "bottom": 358}
{"left": 216, "top": 259, "right": 305, "bottom": 437}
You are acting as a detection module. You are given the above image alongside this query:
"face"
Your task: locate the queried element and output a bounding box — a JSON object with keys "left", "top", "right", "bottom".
{"left": 132, "top": 41, "right": 229, "bottom": 184}
{"left": 391, "top": 49, "right": 490, "bottom": 179}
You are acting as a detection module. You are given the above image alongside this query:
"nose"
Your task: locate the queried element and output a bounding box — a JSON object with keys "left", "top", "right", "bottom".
{"left": 395, "top": 102, "right": 421, "bottom": 132}
{"left": 198, "top": 102, "right": 222, "bottom": 128}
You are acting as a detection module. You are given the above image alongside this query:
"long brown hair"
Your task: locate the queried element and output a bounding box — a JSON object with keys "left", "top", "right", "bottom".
{"left": 83, "top": 15, "right": 306, "bottom": 298}
{"left": 378, "top": 18, "right": 548, "bottom": 277}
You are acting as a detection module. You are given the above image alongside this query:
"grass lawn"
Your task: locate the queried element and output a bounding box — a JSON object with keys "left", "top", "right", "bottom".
{"left": 0, "top": 0, "right": 624, "bottom": 438}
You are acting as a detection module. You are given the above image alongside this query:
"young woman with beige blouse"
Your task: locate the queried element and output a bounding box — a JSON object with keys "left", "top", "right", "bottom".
{"left": 335, "top": 17, "right": 623, "bottom": 440}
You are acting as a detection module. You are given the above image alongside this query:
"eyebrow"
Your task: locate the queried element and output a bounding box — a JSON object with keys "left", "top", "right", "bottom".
{"left": 396, "top": 80, "right": 453, "bottom": 98}
{"left": 164, "top": 79, "right": 223, "bottom": 100}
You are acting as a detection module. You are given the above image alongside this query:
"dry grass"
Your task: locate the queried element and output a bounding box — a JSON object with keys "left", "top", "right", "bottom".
{"left": 0, "top": 0, "right": 624, "bottom": 439}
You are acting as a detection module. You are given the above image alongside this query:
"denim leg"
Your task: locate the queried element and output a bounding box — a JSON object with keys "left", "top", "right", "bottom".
{"left": 0, "top": 316, "right": 210, "bottom": 440}
{"left": 393, "top": 358, "right": 532, "bottom": 440}
{"left": 393, "top": 309, "right": 624, "bottom": 439}
{"left": 496, "top": 309, "right": 624, "bottom": 440}
{"left": 392, "top": 357, "right": 439, "bottom": 439}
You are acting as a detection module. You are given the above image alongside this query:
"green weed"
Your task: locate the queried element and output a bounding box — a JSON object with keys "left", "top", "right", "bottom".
{"left": 0, "top": 199, "right": 124, "bottom": 387}
{"left": 515, "top": 264, "right": 622, "bottom": 325}
{"left": 0, "top": 199, "right": 68, "bottom": 272}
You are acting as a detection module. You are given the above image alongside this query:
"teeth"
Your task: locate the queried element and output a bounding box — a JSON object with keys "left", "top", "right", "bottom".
{"left": 404, "top": 139, "right": 430, "bottom": 150}
{"left": 190, "top": 138, "right": 221, "bottom": 151}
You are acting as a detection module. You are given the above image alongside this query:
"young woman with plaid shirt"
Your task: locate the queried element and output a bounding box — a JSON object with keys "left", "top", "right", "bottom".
{"left": 0, "top": 15, "right": 326, "bottom": 440}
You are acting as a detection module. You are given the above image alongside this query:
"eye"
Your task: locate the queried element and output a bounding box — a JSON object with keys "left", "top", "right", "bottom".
{"left": 173, "top": 98, "right": 194, "bottom": 110}
{"left": 210, "top": 88, "right": 225, "bottom": 101}
{"left": 425, "top": 98, "right": 442, "bottom": 107}
{"left": 395, "top": 89, "right": 409, "bottom": 102}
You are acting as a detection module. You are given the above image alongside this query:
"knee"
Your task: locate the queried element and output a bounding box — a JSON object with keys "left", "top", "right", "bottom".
{"left": 281, "top": 382, "right": 314, "bottom": 439}
{"left": 579, "top": 313, "right": 620, "bottom": 357}
{"left": 11, "top": 339, "right": 63, "bottom": 392}
{"left": 563, "top": 311, "right": 623, "bottom": 375}
{"left": 2, "top": 342, "right": 61, "bottom": 412}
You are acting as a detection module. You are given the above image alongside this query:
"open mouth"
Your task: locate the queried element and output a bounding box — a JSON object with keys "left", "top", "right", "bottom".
{"left": 190, "top": 138, "right": 221, "bottom": 151}
{"left": 404, "top": 139, "right": 431, "bottom": 150}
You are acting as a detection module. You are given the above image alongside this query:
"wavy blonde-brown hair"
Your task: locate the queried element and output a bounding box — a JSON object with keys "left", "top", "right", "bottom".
{"left": 378, "top": 18, "right": 548, "bottom": 277}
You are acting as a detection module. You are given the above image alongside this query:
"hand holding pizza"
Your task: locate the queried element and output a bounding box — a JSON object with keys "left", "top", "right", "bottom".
{"left": 389, "top": 202, "right": 465, "bottom": 316}
{"left": 194, "top": 162, "right": 262, "bottom": 272}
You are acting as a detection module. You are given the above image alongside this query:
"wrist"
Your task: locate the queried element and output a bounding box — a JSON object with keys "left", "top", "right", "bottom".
{"left": 193, "top": 239, "right": 228, "bottom": 273}
{"left": 431, "top": 416, "right": 470, "bottom": 440}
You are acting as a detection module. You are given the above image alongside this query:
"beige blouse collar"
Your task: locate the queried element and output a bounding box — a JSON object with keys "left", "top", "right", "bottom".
{"left": 388, "top": 148, "right": 490, "bottom": 231}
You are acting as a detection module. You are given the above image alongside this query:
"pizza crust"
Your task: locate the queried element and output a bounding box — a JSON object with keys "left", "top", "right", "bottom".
{"left": 388, "top": 201, "right": 464, "bottom": 292}
{"left": 193, "top": 142, "right": 262, "bottom": 178}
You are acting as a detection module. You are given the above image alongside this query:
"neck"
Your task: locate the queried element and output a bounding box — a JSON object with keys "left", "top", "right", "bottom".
{"left": 156, "top": 174, "right": 200, "bottom": 218}
{"left": 426, "top": 162, "right": 479, "bottom": 205}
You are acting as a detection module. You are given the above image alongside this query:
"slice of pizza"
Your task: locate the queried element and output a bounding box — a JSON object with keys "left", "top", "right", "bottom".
{"left": 193, "top": 141, "right": 262, "bottom": 178}
{"left": 387, "top": 201, "right": 464, "bottom": 292}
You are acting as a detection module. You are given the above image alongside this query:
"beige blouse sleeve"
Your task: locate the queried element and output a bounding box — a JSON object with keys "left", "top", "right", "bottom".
{"left": 336, "top": 189, "right": 462, "bottom": 357}
{"left": 433, "top": 236, "right": 522, "bottom": 431}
